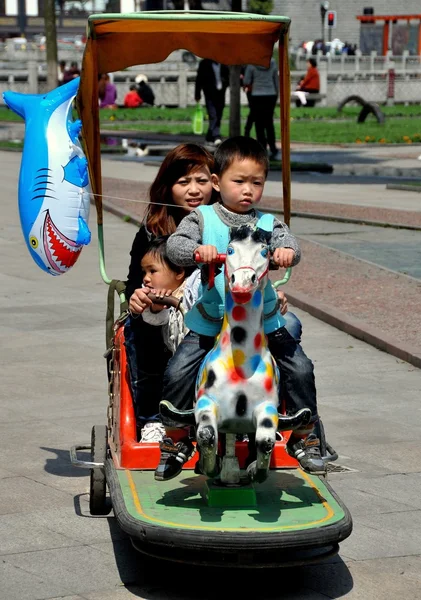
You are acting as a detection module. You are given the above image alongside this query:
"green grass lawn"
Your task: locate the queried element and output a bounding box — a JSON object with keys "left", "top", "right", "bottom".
{"left": 2, "top": 103, "right": 421, "bottom": 144}
{"left": 105, "top": 115, "right": 421, "bottom": 144}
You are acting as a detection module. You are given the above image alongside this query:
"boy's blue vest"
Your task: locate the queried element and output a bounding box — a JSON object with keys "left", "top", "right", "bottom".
{"left": 184, "top": 205, "right": 285, "bottom": 337}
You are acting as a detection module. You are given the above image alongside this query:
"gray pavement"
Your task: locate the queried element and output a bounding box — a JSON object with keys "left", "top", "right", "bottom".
{"left": 1, "top": 150, "right": 421, "bottom": 599}
{"left": 99, "top": 152, "right": 421, "bottom": 212}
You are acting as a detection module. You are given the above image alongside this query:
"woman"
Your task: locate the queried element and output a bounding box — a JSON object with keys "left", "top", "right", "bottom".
{"left": 125, "top": 143, "right": 215, "bottom": 442}
{"left": 98, "top": 73, "right": 118, "bottom": 109}
{"left": 243, "top": 59, "right": 279, "bottom": 159}
{"left": 295, "top": 58, "right": 320, "bottom": 108}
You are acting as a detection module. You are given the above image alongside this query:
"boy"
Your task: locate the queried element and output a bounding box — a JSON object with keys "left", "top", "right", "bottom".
{"left": 155, "top": 137, "right": 325, "bottom": 480}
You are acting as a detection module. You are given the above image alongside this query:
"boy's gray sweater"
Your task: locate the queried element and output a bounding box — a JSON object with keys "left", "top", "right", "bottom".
{"left": 167, "top": 203, "right": 301, "bottom": 267}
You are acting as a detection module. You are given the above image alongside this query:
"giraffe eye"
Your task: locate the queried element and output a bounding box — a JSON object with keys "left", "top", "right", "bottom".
{"left": 261, "top": 248, "right": 268, "bottom": 257}
{"left": 29, "top": 236, "right": 39, "bottom": 249}
{"left": 227, "top": 246, "right": 234, "bottom": 255}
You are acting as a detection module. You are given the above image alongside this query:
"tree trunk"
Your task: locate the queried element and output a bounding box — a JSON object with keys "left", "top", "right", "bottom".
{"left": 44, "top": 0, "right": 58, "bottom": 91}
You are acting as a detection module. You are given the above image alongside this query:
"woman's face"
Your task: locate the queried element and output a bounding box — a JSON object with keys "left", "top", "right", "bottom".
{"left": 171, "top": 166, "right": 213, "bottom": 213}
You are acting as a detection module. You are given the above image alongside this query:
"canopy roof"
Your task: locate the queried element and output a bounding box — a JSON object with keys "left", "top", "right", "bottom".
{"left": 77, "top": 12, "right": 291, "bottom": 222}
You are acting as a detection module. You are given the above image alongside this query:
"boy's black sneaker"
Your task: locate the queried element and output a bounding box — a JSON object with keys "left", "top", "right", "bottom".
{"left": 154, "top": 436, "right": 195, "bottom": 481}
{"left": 286, "top": 433, "right": 326, "bottom": 474}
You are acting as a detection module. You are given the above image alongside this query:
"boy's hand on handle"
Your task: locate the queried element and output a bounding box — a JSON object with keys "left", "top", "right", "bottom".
{"left": 129, "top": 287, "right": 153, "bottom": 315}
{"left": 194, "top": 245, "right": 219, "bottom": 264}
{"left": 272, "top": 248, "right": 295, "bottom": 268}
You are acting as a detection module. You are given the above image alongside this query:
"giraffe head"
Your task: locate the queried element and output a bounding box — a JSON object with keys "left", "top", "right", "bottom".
{"left": 225, "top": 225, "right": 271, "bottom": 304}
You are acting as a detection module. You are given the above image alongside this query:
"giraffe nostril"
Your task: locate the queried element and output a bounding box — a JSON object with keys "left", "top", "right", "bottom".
{"left": 251, "top": 274, "right": 256, "bottom": 283}
{"left": 231, "top": 274, "right": 235, "bottom": 284}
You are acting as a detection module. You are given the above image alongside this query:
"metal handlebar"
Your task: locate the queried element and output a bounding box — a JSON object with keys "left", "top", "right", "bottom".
{"left": 273, "top": 267, "right": 292, "bottom": 288}
{"left": 193, "top": 252, "right": 226, "bottom": 264}
{"left": 194, "top": 252, "right": 226, "bottom": 289}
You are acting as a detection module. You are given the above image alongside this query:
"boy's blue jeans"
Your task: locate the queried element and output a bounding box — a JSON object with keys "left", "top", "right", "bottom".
{"left": 161, "top": 311, "right": 318, "bottom": 424}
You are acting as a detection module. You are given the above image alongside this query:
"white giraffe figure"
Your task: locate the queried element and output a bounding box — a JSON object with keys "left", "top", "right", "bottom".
{"left": 193, "top": 225, "right": 310, "bottom": 484}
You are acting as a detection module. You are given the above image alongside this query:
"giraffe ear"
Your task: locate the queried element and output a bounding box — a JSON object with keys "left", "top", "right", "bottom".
{"left": 252, "top": 227, "right": 271, "bottom": 244}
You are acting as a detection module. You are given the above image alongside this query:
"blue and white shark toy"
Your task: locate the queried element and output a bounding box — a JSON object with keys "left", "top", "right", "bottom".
{"left": 3, "top": 77, "right": 91, "bottom": 275}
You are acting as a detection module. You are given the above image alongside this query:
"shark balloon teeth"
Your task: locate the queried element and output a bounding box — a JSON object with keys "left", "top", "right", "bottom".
{"left": 2, "top": 77, "right": 91, "bottom": 275}
{"left": 43, "top": 211, "right": 83, "bottom": 274}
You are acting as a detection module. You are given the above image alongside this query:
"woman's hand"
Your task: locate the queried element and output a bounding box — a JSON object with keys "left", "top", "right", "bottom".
{"left": 272, "top": 248, "right": 295, "bottom": 268}
{"left": 277, "top": 290, "right": 288, "bottom": 315}
{"left": 195, "top": 245, "right": 219, "bottom": 263}
{"left": 129, "top": 287, "right": 153, "bottom": 315}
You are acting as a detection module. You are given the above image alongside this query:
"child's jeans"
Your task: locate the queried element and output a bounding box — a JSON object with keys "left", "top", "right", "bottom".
{"left": 161, "top": 311, "right": 318, "bottom": 424}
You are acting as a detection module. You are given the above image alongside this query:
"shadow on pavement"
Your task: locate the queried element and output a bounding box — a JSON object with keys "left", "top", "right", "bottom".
{"left": 41, "top": 446, "right": 90, "bottom": 478}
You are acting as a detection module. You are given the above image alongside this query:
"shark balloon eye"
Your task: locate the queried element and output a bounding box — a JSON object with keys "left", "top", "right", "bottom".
{"left": 29, "top": 236, "right": 39, "bottom": 248}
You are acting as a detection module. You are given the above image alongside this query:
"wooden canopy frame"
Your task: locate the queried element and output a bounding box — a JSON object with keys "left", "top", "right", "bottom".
{"left": 77, "top": 11, "right": 292, "bottom": 226}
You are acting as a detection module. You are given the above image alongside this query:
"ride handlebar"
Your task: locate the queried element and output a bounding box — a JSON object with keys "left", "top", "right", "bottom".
{"left": 194, "top": 252, "right": 226, "bottom": 289}
{"left": 193, "top": 252, "right": 226, "bottom": 264}
{"left": 147, "top": 293, "right": 182, "bottom": 310}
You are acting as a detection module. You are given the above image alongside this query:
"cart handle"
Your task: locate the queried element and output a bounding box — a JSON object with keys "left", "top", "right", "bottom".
{"left": 148, "top": 293, "right": 182, "bottom": 310}
{"left": 194, "top": 252, "right": 226, "bottom": 289}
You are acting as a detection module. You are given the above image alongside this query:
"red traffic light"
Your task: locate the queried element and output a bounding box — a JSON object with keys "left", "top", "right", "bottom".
{"left": 327, "top": 10, "right": 337, "bottom": 27}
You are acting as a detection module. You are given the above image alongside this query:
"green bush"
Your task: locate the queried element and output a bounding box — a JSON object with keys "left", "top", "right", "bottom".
{"left": 248, "top": 0, "right": 274, "bottom": 15}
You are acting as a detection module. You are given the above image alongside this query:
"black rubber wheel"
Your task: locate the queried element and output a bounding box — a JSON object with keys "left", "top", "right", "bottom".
{"left": 89, "top": 425, "right": 111, "bottom": 515}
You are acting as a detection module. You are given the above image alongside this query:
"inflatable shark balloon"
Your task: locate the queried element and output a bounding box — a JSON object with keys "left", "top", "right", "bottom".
{"left": 3, "top": 77, "right": 91, "bottom": 275}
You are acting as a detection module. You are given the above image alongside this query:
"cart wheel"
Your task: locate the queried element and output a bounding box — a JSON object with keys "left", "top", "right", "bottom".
{"left": 89, "top": 425, "right": 111, "bottom": 515}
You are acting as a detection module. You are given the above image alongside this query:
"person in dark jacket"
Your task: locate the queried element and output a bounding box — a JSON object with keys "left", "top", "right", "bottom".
{"left": 195, "top": 59, "right": 229, "bottom": 145}
{"left": 135, "top": 74, "right": 155, "bottom": 106}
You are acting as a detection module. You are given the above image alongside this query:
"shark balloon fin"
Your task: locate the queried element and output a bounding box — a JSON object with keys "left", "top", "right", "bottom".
{"left": 63, "top": 155, "right": 89, "bottom": 188}
{"left": 68, "top": 118, "right": 82, "bottom": 142}
{"left": 76, "top": 216, "right": 91, "bottom": 246}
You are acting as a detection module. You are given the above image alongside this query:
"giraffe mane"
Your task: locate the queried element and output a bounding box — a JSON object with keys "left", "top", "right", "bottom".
{"left": 229, "top": 225, "right": 271, "bottom": 245}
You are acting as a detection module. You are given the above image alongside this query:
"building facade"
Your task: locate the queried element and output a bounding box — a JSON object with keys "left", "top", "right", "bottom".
{"left": 272, "top": 0, "right": 421, "bottom": 52}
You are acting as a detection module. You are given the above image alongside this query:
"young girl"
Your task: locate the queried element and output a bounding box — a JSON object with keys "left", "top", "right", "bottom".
{"left": 124, "top": 144, "right": 215, "bottom": 441}
{"left": 132, "top": 237, "right": 200, "bottom": 442}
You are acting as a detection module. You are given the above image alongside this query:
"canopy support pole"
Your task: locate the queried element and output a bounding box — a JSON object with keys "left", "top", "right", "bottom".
{"left": 278, "top": 34, "right": 291, "bottom": 227}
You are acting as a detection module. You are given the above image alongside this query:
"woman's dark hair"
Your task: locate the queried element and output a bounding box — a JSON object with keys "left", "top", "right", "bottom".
{"left": 308, "top": 58, "right": 317, "bottom": 68}
{"left": 146, "top": 143, "right": 215, "bottom": 236}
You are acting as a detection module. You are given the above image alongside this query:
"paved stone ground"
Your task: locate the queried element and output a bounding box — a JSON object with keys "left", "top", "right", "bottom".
{"left": 1, "top": 150, "right": 421, "bottom": 598}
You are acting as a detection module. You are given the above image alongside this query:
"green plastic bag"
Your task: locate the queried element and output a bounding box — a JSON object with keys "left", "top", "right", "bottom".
{"left": 192, "top": 103, "right": 204, "bottom": 135}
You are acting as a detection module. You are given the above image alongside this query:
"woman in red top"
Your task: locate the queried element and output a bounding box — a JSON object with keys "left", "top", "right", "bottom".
{"left": 295, "top": 58, "right": 320, "bottom": 107}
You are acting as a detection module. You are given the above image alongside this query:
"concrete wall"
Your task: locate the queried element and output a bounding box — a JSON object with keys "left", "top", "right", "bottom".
{"left": 272, "top": 0, "right": 421, "bottom": 49}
